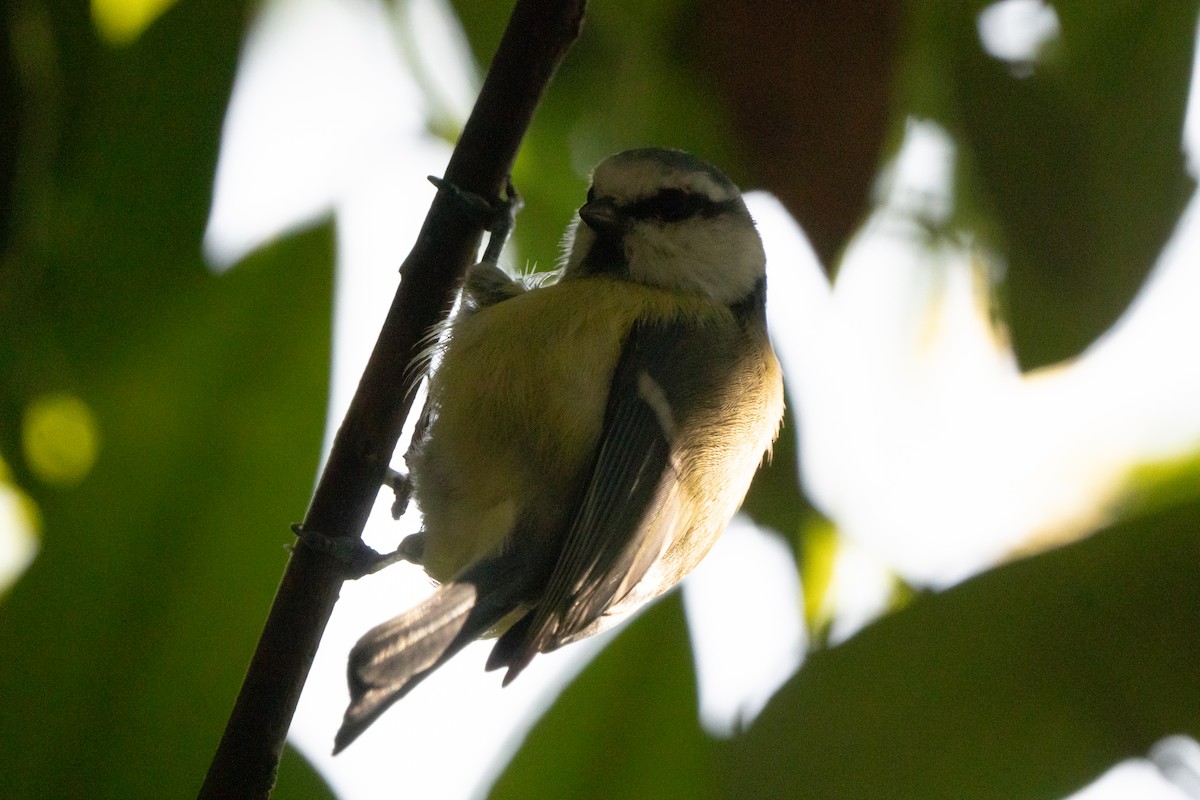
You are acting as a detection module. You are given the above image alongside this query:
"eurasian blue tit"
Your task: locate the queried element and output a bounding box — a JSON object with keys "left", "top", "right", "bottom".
{"left": 335, "top": 147, "right": 784, "bottom": 752}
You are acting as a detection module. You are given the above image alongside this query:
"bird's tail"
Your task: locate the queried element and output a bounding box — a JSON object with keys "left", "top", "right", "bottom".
{"left": 333, "top": 557, "right": 528, "bottom": 753}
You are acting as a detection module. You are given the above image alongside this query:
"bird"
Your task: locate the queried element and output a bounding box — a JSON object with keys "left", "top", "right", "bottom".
{"left": 334, "top": 147, "right": 784, "bottom": 753}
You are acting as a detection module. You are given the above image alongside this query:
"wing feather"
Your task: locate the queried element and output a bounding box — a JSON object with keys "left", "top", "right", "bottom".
{"left": 488, "top": 318, "right": 699, "bottom": 680}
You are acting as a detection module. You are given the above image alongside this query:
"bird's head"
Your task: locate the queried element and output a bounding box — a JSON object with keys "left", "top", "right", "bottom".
{"left": 563, "top": 148, "right": 765, "bottom": 305}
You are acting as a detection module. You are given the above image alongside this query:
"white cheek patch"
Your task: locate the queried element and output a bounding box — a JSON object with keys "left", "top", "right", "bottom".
{"left": 626, "top": 215, "right": 764, "bottom": 303}
{"left": 563, "top": 219, "right": 595, "bottom": 274}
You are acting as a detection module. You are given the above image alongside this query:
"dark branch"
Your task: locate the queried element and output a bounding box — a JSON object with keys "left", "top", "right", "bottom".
{"left": 198, "top": 1, "right": 585, "bottom": 797}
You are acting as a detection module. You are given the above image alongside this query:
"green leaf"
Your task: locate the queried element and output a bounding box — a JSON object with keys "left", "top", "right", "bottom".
{"left": 0, "top": 222, "right": 333, "bottom": 798}
{"left": 729, "top": 495, "right": 1200, "bottom": 800}
{"left": 927, "top": 1, "right": 1198, "bottom": 367}
{"left": 491, "top": 593, "right": 723, "bottom": 800}
{"left": 275, "top": 744, "right": 337, "bottom": 800}
{"left": 0, "top": 0, "right": 333, "bottom": 796}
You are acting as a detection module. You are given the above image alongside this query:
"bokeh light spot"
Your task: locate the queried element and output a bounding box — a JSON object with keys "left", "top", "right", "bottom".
{"left": 91, "top": 0, "right": 180, "bottom": 46}
{"left": 22, "top": 393, "right": 101, "bottom": 486}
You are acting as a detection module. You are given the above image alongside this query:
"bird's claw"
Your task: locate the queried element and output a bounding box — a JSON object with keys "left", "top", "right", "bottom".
{"left": 427, "top": 176, "right": 522, "bottom": 264}
{"left": 291, "top": 523, "right": 413, "bottom": 579}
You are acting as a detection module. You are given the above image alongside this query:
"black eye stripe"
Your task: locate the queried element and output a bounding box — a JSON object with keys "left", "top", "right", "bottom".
{"left": 621, "top": 189, "right": 735, "bottom": 222}
{"left": 625, "top": 188, "right": 703, "bottom": 222}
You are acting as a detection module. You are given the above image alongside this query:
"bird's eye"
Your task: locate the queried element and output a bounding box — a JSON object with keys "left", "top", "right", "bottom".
{"left": 625, "top": 188, "right": 708, "bottom": 223}
{"left": 586, "top": 186, "right": 596, "bottom": 203}
{"left": 653, "top": 189, "right": 694, "bottom": 222}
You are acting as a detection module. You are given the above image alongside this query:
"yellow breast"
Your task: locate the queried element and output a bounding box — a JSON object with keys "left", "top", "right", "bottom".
{"left": 411, "top": 277, "right": 731, "bottom": 582}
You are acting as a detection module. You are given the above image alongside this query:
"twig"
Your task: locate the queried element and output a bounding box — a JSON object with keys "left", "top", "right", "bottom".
{"left": 198, "top": 1, "right": 585, "bottom": 797}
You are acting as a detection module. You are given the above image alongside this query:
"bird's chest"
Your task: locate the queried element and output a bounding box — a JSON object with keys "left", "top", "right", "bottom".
{"left": 409, "top": 285, "right": 637, "bottom": 577}
{"left": 435, "top": 306, "right": 620, "bottom": 484}
{"left": 410, "top": 280, "right": 720, "bottom": 580}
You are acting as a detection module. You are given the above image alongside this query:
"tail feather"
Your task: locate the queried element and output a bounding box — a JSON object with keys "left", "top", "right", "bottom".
{"left": 333, "top": 558, "right": 529, "bottom": 753}
{"left": 483, "top": 612, "right": 542, "bottom": 686}
{"left": 352, "top": 583, "right": 477, "bottom": 689}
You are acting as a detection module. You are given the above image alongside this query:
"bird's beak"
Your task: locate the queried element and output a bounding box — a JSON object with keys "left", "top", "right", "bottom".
{"left": 579, "top": 197, "right": 625, "bottom": 235}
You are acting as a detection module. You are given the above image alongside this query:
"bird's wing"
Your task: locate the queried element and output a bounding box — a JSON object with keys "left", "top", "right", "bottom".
{"left": 488, "top": 315, "right": 725, "bottom": 682}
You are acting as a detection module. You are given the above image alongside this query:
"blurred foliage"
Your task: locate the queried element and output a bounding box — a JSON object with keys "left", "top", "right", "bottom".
{"left": 452, "top": 0, "right": 745, "bottom": 277}
{"left": 276, "top": 746, "right": 339, "bottom": 800}
{"left": 507, "top": 494, "right": 1200, "bottom": 799}
{"left": 904, "top": 1, "right": 1197, "bottom": 368}
{"left": 727, "top": 493, "right": 1200, "bottom": 800}
{"left": 2, "top": 0, "right": 1199, "bottom": 798}
{"left": 691, "top": 0, "right": 905, "bottom": 269}
{"left": 0, "top": 0, "right": 334, "bottom": 797}
{"left": 491, "top": 594, "right": 724, "bottom": 800}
